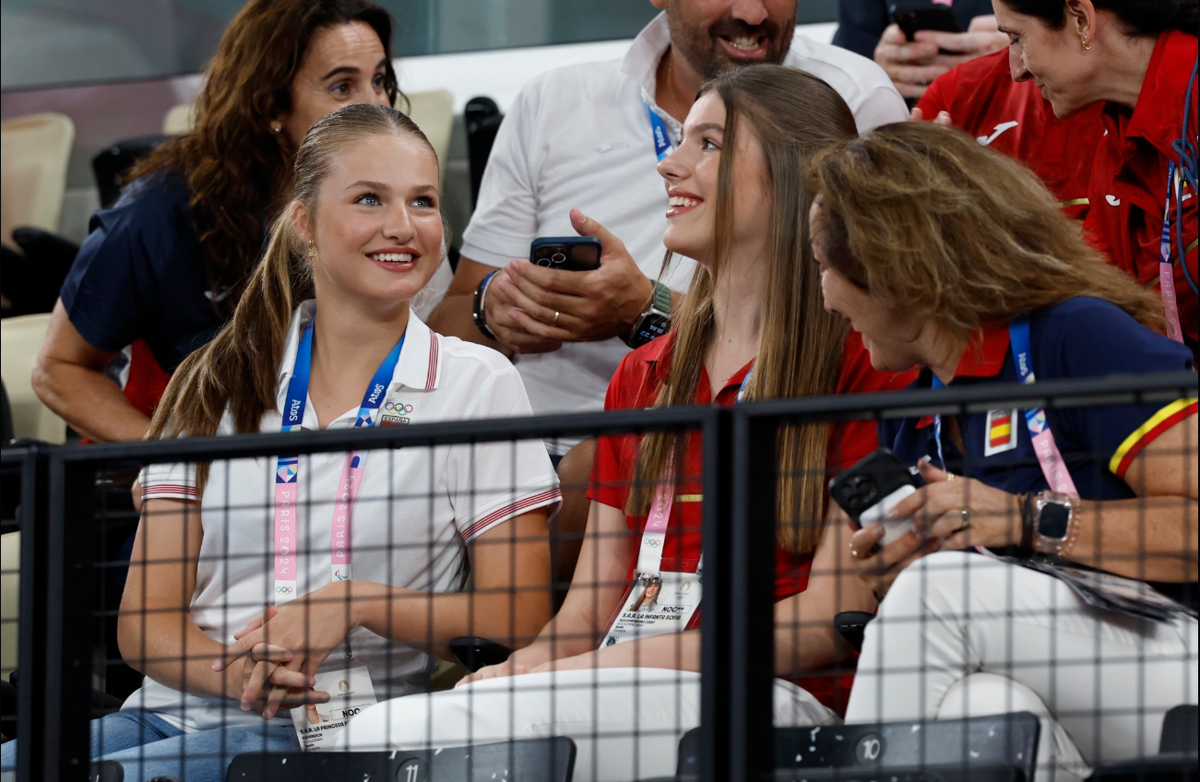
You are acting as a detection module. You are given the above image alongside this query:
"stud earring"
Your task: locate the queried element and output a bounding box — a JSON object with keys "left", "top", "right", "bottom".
{"left": 271, "top": 124, "right": 282, "bottom": 134}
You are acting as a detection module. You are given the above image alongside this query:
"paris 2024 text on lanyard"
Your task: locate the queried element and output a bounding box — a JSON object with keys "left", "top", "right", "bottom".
{"left": 273, "top": 319, "right": 403, "bottom": 750}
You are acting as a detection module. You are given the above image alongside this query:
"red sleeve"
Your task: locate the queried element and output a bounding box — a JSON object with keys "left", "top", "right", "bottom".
{"left": 588, "top": 351, "right": 643, "bottom": 511}
{"left": 826, "top": 331, "right": 919, "bottom": 476}
{"left": 915, "top": 65, "right": 958, "bottom": 118}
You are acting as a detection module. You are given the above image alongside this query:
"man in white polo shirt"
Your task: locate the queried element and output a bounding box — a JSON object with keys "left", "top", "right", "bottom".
{"left": 429, "top": 1, "right": 906, "bottom": 455}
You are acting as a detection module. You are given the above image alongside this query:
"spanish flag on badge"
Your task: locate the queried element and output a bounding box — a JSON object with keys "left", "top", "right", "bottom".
{"left": 984, "top": 409, "right": 1019, "bottom": 457}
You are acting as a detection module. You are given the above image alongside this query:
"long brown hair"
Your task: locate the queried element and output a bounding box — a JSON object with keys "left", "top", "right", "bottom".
{"left": 148, "top": 104, "right": 436, "bottom": 489}
{"left": 129, "top": 0, "right": 401, "bottom": 312}
{"left": 806, "top": 121, "right": 1163, "bottom": 340}
{"left": 627, "top": 65, "right": 858, "bottom": 554}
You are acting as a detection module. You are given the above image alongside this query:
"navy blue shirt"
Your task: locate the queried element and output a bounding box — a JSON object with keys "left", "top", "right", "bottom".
{"left": 882, "top": 298, "right": 1196, "bottom": 501}
{"left": 60, "top": 176, "right": 225, "bottom": 373}
{"left": 832, "top": 0, "right": 995, "bottom": 60}
{"left": 882, "top": 298, "right": 1197, "bottom": 603}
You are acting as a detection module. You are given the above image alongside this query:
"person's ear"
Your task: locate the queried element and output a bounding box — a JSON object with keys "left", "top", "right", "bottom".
{"left": 1064, "top": 0, "right": 1098, "bottom": 48}
{"left": 290, "top": 200, "right": 313, "bottom": 247}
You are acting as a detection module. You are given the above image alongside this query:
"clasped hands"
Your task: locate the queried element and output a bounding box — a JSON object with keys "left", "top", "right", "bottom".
{"left": 212, "top": 580, "right": 356, "bottom": 720}
{"left": 484, "top": 208, "right": 654, "bottom": 353}
{"left": 846, "top": 460, "right": 1023, "bottom": 599}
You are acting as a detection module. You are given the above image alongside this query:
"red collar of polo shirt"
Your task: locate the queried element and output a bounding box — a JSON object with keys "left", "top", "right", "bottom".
{"left": 1109, "top": 30, "right": 1195, "bottom": 159}
{"left": 915, "top": 324, "right": 1011, "bottom": 429}
{"left": 642, "top": 331, "right": 755, "bottom": 404}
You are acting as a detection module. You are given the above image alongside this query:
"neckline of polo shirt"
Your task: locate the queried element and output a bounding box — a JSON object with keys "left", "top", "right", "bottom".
{"left": 949, "top": 323, "right": 1010, "bottom": 380}
{"left": 914, "top": 323, "right": 1010, "bottom": 429}
{"left": 273, "top": 302, "right": 439, "bottom": 408}
{"left": 1120, "top": 29, "right": 1193, "bottom": 153}
{"left": 619, "top": 12, "right": 672, "bottom": 104}
{"left": 644, "top": 331, "right": 756, "bottom": 402}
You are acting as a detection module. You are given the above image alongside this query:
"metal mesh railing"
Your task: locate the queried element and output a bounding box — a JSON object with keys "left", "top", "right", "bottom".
{"left": 0, "top": 371, "right": 1195, "bottom": 782}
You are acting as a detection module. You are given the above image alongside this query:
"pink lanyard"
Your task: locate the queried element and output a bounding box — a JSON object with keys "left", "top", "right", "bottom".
{"left": 273, "top": 322, "right": 404, "bottom": 605}
{"left": 635, "top": 369, "right": 755, "bottom": 580}
{"left": 1157, "top": 163, "right": 1186, "bottom": 344}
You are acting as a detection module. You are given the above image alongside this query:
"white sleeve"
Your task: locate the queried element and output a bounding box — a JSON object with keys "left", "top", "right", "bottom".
{"left": 139, "top": 459, "right": 199, "bottom": 502}
{"left": 459, "top": 80, "right": 543, "bottom": 268}
{"left": 447, "top": 361, "right": 561, "bottom": 542}
{"left": 848, "top": 83, "right": 910, "bottom": 133}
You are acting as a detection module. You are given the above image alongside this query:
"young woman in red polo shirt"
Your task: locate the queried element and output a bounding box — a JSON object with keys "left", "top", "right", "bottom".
{"left": 993, "top": 0, "right": 1198, "bottom": 355}
{"left": 339, "top": 65, "right": 912, "bottom": 782}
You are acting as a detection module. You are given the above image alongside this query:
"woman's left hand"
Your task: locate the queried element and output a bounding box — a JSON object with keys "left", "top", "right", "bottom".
{"left": 214, "top": 581, "right": 358, "bottom": 717}
{"left": 890, "top": 460, "right": 1023, "bottom": 551}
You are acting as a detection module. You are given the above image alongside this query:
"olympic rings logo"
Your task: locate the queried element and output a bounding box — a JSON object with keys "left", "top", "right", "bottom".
{"left": 275, "top": 585, "right": 294, "bottom": 594}
{"left": 385, "top": 402, "right": 414, "bottom": 414}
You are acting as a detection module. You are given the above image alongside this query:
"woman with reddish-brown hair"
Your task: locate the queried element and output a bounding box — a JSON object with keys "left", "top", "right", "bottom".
{"left": 32, "top": 0, "right": 449, "bottom": 442}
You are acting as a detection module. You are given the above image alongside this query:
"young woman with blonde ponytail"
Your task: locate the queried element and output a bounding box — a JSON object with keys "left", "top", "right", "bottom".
{"left": 338, "top": 65, "right": 914, "bottom": 782}
{"left": 31, "top": 104, "right": 560, "bottom": 782}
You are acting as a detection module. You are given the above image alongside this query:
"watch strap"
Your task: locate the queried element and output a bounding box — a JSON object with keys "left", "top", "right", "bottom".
{"left": 651, "top": 280, "right": 672, "bottom": 315}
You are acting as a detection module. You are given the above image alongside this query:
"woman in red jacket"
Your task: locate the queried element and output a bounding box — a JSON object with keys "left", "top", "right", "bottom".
{"left": 993, "top": 0, "right": 1198, "bottom": 356}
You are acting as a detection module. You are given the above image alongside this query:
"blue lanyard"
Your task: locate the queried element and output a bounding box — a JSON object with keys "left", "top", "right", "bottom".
{"left": 644, "top": 100, "right": 675, "bottom": 162}
{"left": 276, "top": 320, "right": 405, "bottom": 477}
{"left": 930, "top": 375, "right": 949, "bottom": 470}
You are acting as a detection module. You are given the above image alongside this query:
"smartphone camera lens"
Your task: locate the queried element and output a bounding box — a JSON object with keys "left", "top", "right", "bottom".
{"left": 551, "top": 251, "right": 567, "bottom": 264}
{"left": 847, "top": 476, "right": 877, "bottom": 509}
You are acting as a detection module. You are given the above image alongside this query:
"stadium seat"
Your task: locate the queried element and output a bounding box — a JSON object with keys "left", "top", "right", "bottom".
{"left": 403, "top": 90, "right": 454, "bottom": 191}
{"left": 674, "top": 713, "right": 1041, "bottom": 781}
{"left": 464, "top": 96, "right": 503, "bottom": 207}
{"left": 162, "top": 102, "right": 195, "bottom": 135}
{"left": 0, "top": 313, "right": 67, "bottom": 443}
{"left": 1086, "top": 705, "right": 1198, "bottom": 782}
{"left": 224, "top": 736, "right": 577, "bottom": 781}
{"left": 0, "top": 112, "right": 74, "bottom": 248}
{"left": 91, "top": 135, "right": 166, "bottom": 209}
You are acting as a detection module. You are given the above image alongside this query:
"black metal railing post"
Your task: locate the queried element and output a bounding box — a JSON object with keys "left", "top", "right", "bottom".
{"left": 728, "top": 410, "right": 779, "bottom": 782}
{"left": 44, "top": 454, "right": 97, "bottom": 781}
{"left": 700, "top": 407, "right": 733, "bottom": 782}
{"left": 5, "top": 446, "right": 48, "bottom": 782}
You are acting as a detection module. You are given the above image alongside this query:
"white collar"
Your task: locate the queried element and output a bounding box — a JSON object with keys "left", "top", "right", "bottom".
{"left": 620, "top": 13, "right": 811, "bottom": 112}
{"left": 275, "top": 300, "right": 442, "bottom": 412}
{"left": 620, "top": 13, "right": 673, "bottom": 113}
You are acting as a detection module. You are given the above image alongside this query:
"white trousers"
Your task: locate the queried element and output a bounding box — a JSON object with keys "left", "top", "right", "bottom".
{"left": 335, "top": 667, "right": 837, "bottom": 782}
{"left": 845, "top": 551, "right": 1199, "bottom": 781}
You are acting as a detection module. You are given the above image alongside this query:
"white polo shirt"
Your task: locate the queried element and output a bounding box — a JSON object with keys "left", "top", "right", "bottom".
{"left": 128, "top": 301, "right": 560, "bottom": 732}
{"left": 460, "top": 13, "right": 907, "bottom": 452}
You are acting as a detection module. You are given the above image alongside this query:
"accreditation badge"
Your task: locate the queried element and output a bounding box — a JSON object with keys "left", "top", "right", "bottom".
{"left": 599, "top": 560, "right": 701, "bottom": 647}
{"left": 292, "top": 656, "right": 378, "bottom": 751}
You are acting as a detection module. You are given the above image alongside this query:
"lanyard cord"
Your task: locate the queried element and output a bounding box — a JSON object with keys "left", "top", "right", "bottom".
{"left": 1172, "top": 55, "right": 1199, "bottom": 296}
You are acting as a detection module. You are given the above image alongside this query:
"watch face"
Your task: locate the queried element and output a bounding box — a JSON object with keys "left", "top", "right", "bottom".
{"left": 1038, "top": 500, "right": 1071, "bottom": 540}
{"left": 636, "top": 313, "right": 671, "bottom": 344}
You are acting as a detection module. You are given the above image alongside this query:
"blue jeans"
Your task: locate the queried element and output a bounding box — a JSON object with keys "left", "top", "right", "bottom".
{"left": 0, "top": 709, "right": 299, "bottom": 781}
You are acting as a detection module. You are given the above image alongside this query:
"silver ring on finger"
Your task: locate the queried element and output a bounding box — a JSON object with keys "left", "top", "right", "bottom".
{"left": 960, "top": 508, "right": 971, "bottom": 529}
{"left": 553, "top": 311, "right": 561, "bottom": 326}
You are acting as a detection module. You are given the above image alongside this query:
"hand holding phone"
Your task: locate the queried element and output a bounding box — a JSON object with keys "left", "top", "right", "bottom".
{"left": 829, "top": 449, "right": 923, "bottom": 546}
{"left": 890, "top": 1, "right": 960, "bottom": 42}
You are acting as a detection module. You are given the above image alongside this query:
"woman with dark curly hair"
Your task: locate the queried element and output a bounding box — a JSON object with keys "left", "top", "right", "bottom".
{"left": 32, "top": 0, "right": 415, "bottom": 442}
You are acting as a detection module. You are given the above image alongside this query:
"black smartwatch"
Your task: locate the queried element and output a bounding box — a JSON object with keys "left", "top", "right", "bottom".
{"left": 1029, "top": 491, "right": 1075, "bottom": 556}
{"left": 624, "top": 281, "right": 672, "bottom": 349}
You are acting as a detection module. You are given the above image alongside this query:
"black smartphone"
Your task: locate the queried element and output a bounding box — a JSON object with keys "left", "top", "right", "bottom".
{"left": 828, "top": 448, "right": 922, "bottom": 544}
{"left": 530, "top": 236, "right": 601, "bottom": 272}
{"left": 890, "top": 1, "right": 961, "bottom": 41}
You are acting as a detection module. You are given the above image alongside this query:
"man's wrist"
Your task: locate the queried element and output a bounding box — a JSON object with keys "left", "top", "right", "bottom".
{"left": 624, "top": 274, "right": 657, "bottom": 331}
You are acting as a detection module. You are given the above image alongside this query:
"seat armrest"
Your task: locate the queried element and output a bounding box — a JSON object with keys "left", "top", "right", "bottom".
{"left": 448, "top": 636, "right": 514, "bottom": 672}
